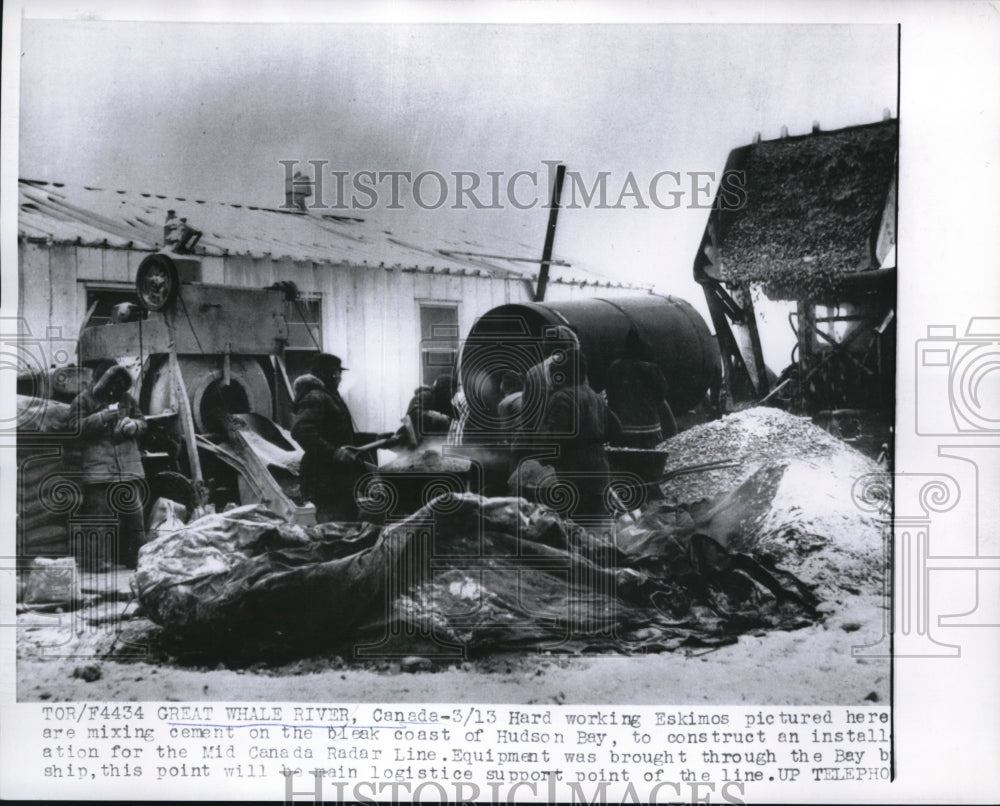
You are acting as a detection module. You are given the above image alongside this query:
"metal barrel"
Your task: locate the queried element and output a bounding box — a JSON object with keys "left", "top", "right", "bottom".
{"left": 460, "top": 294, "right": 721, "bottom": 432}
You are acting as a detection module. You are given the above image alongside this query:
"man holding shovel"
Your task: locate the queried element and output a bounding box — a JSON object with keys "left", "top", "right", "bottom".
{"left": 291, "top": 353, "right": 364, "bottom": 523}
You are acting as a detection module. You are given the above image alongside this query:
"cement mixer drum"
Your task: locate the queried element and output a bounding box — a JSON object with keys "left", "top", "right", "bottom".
{"left": 460, "top": 294, "right": 722, "bottom": 436}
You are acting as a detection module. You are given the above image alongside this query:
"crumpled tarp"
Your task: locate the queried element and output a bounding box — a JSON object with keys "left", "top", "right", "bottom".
{"left": 133, "top": 490, "right": 820, "bottom": 655}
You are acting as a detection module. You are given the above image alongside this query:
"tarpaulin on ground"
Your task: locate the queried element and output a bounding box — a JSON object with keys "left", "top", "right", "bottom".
{"left": 132, "top": 490, "right": 821, "bottom": 655}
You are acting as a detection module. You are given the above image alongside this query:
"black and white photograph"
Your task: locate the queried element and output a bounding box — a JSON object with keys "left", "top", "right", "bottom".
{"left": 1, "top": 2, "right": 998, "bottom": 803}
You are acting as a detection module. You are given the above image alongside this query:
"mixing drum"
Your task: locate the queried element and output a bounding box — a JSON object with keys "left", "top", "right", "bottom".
{"left": 460, "top": 294, "right": 721, "bottom": 439}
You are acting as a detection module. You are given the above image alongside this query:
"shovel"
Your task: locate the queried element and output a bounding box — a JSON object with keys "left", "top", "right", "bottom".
{"left": 661, "top": 458, "right": 741, "bottom": 481}
{"left": 623, "top": 458, "right": 741, "bottom": 491}
{"left": 350, "top": 414, "right": 419, "bottom": 454}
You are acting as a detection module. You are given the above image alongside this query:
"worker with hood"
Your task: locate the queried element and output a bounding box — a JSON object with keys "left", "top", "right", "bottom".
{"left": 605, "top": 327, "right": 677, "bottom": 447}
{"left": 291, "top": 352, "right": 363, "bottom": 522}
{"left": 405, "top": 374, "right": 454, "bottom": 444}
{"left": 520, "top": 324, "right": 580, "bottom": 434}
{"left": 67, "top": 363, "right": 148, "bottom": 568}
{"left": 536, "top": 348, "right": 622, "bottom": 520}
{"left": 496, "top": 370, "right": 525, "bottom": 425}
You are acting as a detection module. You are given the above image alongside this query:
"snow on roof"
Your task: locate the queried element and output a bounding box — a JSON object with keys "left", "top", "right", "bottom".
{"left": 18, "top": 179, "right": 640, "bottom": 289}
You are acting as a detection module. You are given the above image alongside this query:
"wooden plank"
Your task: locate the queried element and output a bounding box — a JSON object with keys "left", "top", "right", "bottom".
{"left": 390, "top": 269, "right": 410, "bottom": 432}
{"left": 222, "top": 254, "right": 246, "bottom": 286}
{"left": 400, "top": 270, "right": 421, "bottom": 413}
{"left": 368, "top": 267, "right": 388, "bottom": 432}
{"left": 199, "top": 255, "right": 225, "bottom": 284}
{"left": 413, "top": 270, "right": 432, "bottom": 300}
{"left": 349, "top": 267, "right": 370, "bottom": 431}
{"left": 126, "top": 250, "right": 144, "bottom": 285}
{"left": 17, "top": 244, "right": 52, "bottom": 337}
{"left": 101, "top": 249, "right": 131, "bottom": 283}
{"left": 308, "top": 262, "right": 322, "bottom": 297}
{"left": 224, "top": 254, "right": 272, "bottom": 288}
{"left": 373, "top": 267, "right": 393, "bottom": 431}
{"left": 74, "top": 246, "right": 104, "bottom": 280}
{"left": 245, "top": 256, "right": 268, "bottom": 288}
{"left": 48, "top": 246, "right": 79, "bottom": 358}
{"left": 291, "top": 260, "right": 316, "bottom": 293}
{"left": 275, "top": 256, "right": 295, "bottom": 288}
{"left": 326, "top": 264, "right": 351, "bottom": 357}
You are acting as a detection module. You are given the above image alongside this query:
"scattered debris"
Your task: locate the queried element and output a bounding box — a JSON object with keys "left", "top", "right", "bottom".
{"left": 72, "top": 664, "right": 102, "bottom": 682}
{"left": 401, "top": 656, "right": 434, "bottom": 673}
{"left": 22, "top": 558, "right": 81, "bottom": 607}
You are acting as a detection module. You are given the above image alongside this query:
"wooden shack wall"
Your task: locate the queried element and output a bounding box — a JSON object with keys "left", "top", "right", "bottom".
{"left": 17, "top": 242, "right": 638, "bottom": 432}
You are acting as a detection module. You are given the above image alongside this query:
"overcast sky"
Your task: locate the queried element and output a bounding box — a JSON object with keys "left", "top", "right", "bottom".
{"left": 19, "top": 21, "right": 897, "bottom": 298}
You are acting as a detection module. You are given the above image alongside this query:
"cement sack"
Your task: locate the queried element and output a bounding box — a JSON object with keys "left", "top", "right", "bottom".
{"left": 22, "top": 557, "right": 81, "bottom": 606}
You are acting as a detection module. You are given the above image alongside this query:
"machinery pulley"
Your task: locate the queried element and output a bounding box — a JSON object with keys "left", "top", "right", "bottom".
{"left": 136, "top": 253, "right": 180, "bottom": 311}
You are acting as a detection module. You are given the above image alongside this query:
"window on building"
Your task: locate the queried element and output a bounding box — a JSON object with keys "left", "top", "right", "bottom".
{"left": 284, "top": 293, "right": 323, "bottom": 382}
{"left": 419, "top": 303, "right": 459, "bottom": 387}
{"left": 83, "top": 285, "right": 144, "bottom": 328}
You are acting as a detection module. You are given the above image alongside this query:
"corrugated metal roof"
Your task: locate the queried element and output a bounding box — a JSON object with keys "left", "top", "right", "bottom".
{"left": 18, "top": 179, "right": 639, "bottom": 289}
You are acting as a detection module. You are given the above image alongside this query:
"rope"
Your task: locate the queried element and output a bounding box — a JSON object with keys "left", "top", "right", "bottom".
{"left": 177, "top": 293, "right": 206, "bottom": 355}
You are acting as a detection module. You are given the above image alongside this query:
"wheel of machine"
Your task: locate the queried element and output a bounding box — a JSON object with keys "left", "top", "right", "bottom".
{"left": 136, "top": 253, "right": 180, "bottom": 311}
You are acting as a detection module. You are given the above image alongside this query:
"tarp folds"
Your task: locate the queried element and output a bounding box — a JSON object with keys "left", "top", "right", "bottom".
{"left": 132, "top": 492, "right": 822, "bottom": 655}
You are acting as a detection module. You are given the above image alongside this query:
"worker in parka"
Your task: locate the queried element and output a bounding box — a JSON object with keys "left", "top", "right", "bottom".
{"left": 67, "top": 364, "right": 148, "bottom": 568}
{"left": 496, "top": 370, "right": 525, "bottom": 426}
{"left": 537, "top": 348, "right": 622, "bottom": 520}
{"left": 405, "top": 374, "right": 454, "bottom": 444}
{"left": 520, "top": 324, "right": 580, "bottom": 434}
{"left": 605, "top": 327, "right": 677, "bottom": 448}
{"left": 291, "top": 352, "right": 363, "bottom": 523}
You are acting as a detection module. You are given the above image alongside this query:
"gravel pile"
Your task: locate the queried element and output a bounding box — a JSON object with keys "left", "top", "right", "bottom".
{"left": 659, "top": 407, "right": 876, "bottom": 506}
{"left": 658, "top": 407, "right": 887, "bottom": 596}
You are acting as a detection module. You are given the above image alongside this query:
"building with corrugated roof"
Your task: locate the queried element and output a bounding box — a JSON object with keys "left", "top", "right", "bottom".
{"left": 17, "top": 178, "right": 647, "bottom": 431}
